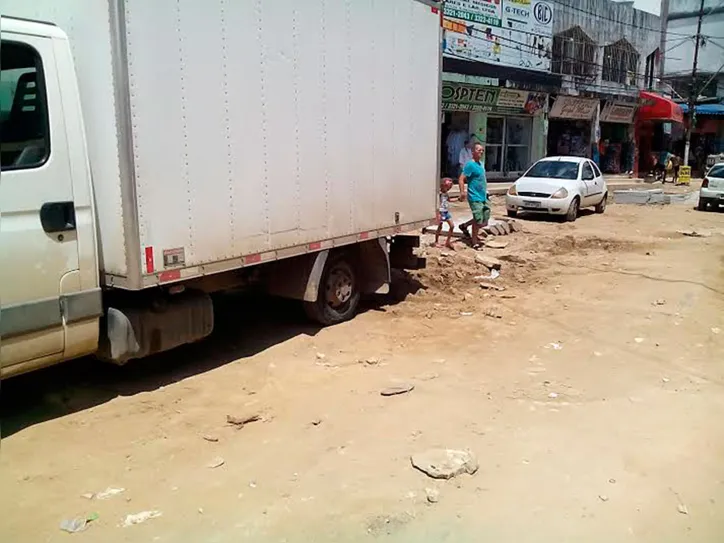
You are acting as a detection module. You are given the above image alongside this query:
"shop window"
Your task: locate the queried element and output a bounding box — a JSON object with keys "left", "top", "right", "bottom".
{"left": 485, "top": 116, "right": 532, "bottom": 176}
{"left": 552, "top": 27, "right": 596, "bottom": 77}
{"left": 505, "top": 117, "right": 531, "bottom": 172}
{"left": 602, "top": 39, "right": 639, "bottom": 86}
{"left": 0, "top": 41, "right": 50, "bottom": 170}
{"left": 485, "top": 117, "right": 504, "bottom": 173}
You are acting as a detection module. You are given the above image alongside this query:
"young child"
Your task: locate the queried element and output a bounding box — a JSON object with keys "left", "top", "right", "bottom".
{"left": 434, "top": 178, "right": 455, "bottom": 249}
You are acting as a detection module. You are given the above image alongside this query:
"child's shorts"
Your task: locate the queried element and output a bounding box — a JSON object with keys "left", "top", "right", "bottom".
{"left": 439, "top": 210, "right": 452, "bottom": 221}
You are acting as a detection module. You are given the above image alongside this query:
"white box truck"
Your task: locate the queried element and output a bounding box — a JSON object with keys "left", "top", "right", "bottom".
{"left": 0, "top": 0, "right": 441, "bottom": 377}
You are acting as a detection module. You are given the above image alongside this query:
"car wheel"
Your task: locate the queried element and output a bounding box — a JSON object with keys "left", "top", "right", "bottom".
{"left": 303, "top": 256, "right": 360, "bottom": 326}
{"left": 565, "top": 197, "right": 580, "bottom": 222}
{"left": 507, "top": 209, "right": 518, "bottom": 218}
{"left": 594, "top": 193, "right": 607, "bottom": 214}
{"left": 697, "top": 198, "right": 708, "bottom": 211}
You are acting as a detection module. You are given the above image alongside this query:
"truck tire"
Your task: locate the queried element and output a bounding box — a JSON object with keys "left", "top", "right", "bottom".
{"left": 304, "top": 256, "right": 360, "bottom": 325}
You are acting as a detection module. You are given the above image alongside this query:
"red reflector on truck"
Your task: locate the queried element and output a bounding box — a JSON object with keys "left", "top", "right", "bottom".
{"left": 159, "top": 269, "right": 181, "bottom": 282}
{"left": 145, "top": 247, "right": 155, "bottom": 273}
{"left": 244, "top": 253, "right": 261, "bottom": 264}
{"left": 308, "top": 242, "right": 321, "bottom": 251}
{"left": 359, "top": 231, "right": 369, "bottom": 240}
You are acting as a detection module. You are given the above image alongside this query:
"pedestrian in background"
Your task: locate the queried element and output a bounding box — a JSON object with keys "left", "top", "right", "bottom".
{"left": 458, "top": 142, "right": 490, "bottom": 250}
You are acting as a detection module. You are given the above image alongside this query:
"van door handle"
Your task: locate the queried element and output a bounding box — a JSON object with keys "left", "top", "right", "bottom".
{"left": 40, "top": 201, "right": 76, "bottom": 233}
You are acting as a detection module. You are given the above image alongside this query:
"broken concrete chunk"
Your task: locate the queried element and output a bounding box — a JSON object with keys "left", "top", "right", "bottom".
{"left": 411, "top": 449, "right": 478, "bottom": 479}
{"left": 381, "top": 384, "right": 415, "bottom": 397}
{"left": 475, "top": 254, "right": 502, "bottom": 270}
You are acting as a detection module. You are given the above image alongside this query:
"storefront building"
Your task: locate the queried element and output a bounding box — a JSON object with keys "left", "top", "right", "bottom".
{"left": 441, "top": 81, "right": 548, "bottom": 180}
{"left": 547, "top": 95, "right": 599, "bottom": 158}
{"left": 635, "top": 90, "right": 684, "bottom": 176}
{"left": 598, "top": 101, "right": 637, "bottom": 174}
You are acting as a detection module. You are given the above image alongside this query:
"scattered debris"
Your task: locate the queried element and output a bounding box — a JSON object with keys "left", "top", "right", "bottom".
{"left": 479, "top": 282, "right": 505, "bottom": 291}
{"left": 548, "top": 392, "right": 559, "bottom": 399}
{"left": 206, "top": 457, "right": 225, "bottom": 469}
{"left": 380, "top": 384, "right": 415, "bottom": 397}
{"left": 316, "top": 352, "right": 326, "bottom": 360}
{"left": 712, "top": 327, "right": 721, "bottom": 335}
{"left": 662, "top": 377, "right": 670, "bottom": 383}
{"left": 545, "top": 343, "right": 563, "bottom": 351}
{"left": 202, "top": 434, "right": 219, "bottom": 443}
{"left": 122, "top": 510, "right": 162, "bottom": 527}
{"left": 499, "top": 294, "right": 516, "bottom": 299}
{"left": 475, "top": 254, "right": 502, "bottom": 271}
{"left": 483, "top": 308, "right": 503, "bottom": 319}
{"left": 60, "top": 513, "right": 98, "bottom": 534}
{"left": 634, "top": 337, "right": 645, "bottom": 344}
{"left": 410, "top": 448, "right": 478, "bottom": 479}
{"left": 95, "top": 487, "right": 125, "bottom": 500}
{"left": 249, "top": 481, "right": 257, "bottom": 488}
{"left": 459, "top": 311, "right": 474, "bottom": 317}
{"left": 361, "top": 357, "right": 381, "bottom": 366}
{"left": 677, "top": 503, "right": 689, "bottom": 515}
{"left": 310, "top": 419, "right": 323, "bottom": 426}
{"left": 609, "top": 478, "right": 617, "bottom": 484}
{"left": 653, "top": 299, "right": 666, "bottom": 306}
{"left": 425, "top": 487, "right": 440, "bottom": 504}
{"left": 598, "top": 495, "right": 609, "bottom": 502}
{"left": 485, "top": 239, "right": 508, "bottom": 249}
{"left": 593, "top": 351, "right": 603, "bottom": 357}
{"left": 226, "top": 413, "right": 262, "bottom": 428}
{"left": 678, "top": 230, "right": 711, "bottom": 238}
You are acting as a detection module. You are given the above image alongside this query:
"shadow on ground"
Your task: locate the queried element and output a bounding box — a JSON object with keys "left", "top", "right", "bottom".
{"left": 1, "top": 278, "right": 424, "bottom": 438}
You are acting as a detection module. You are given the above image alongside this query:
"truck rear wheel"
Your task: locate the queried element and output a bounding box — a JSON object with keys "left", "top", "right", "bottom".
{"left": 304, "top": 256, "right": 360, "bottom": 325}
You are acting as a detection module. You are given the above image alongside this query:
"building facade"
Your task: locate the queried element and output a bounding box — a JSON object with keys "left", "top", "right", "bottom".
{"left": 548, "top": 0, "right": 666, "bottom": 175}
{"left": 661, "top": 0, "right": 724, "bottom": 168}
{"left": 440, "top": 0, "right": 675, "bottom": 180}
{"left": 441, "top": 0, "right": 558, "bottom": 180}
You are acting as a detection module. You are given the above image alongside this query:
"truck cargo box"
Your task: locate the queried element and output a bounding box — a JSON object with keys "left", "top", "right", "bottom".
{"left": 1, "top": 0, "right": 441, "bottom": 290}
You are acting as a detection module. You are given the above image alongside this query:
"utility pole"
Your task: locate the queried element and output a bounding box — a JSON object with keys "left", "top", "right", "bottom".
{"left": 683, "top": 0, "right": 705, "bottom": 167}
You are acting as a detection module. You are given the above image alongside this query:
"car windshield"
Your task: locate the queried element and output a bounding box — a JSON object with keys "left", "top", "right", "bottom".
{"left": 708, "top": 165, "right": 724, "bottom": 177}
{"left": 524, "top": 160, "right": 580, "bottom": 180}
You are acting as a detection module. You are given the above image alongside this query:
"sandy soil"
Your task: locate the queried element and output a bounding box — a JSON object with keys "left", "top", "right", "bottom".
{"left": 2, "top": 192, "right": 724, "bottom": 543}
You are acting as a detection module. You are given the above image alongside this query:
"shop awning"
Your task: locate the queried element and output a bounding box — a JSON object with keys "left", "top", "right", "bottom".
{"left": 638, "top": 91, "right": 684, "bottom": 123}
{"left": 679, "top": 103, "right": 724, "bottom": 116}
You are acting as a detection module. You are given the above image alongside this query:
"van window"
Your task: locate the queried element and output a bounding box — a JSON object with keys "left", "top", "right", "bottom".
{"left": 0, "top": 41, "right": 50, "bottom": 170}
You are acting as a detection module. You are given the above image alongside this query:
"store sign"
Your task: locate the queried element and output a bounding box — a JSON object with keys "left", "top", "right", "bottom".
{"left": 442, "top": 83, "right": 499, "bottom": 111}
{"left": 550, "top": 96, "right": 598, "bottom": 120}
{"left": 443, "top": 0, "right": 553, "bottom": 73}
{"left": 442, "top": 83, "right": 547, "bottom": 114}
{"left": 601, "top": 102, "right": 636, "bottom": 123}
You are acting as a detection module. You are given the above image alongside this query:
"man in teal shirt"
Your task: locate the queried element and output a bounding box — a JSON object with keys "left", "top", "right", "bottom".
{"left": 458, "top": 142, "right": 490, "bottom": 248}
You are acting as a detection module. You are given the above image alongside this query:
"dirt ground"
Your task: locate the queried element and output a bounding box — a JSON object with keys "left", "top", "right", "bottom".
{"left": 2, "top": 190, "right": 724, "bottom": 543}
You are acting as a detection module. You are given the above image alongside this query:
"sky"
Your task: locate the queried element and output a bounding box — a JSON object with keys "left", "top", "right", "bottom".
{"left": 631, "top": 0, "right": 661, "bottom": 14}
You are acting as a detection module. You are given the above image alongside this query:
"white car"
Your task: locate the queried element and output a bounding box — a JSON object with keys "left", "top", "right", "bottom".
{"left": 698, "top": 163, "right": 724, "bottom": 211}
{"left": 506, "top": 156, "right": 608, "bottom": 222}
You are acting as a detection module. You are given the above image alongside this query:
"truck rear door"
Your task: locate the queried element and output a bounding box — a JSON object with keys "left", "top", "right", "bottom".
{"left": 0, "top": 29, "right": 79, "bottom": 372}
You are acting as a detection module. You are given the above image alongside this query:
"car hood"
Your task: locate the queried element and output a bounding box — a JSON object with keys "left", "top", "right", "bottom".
{"left": 514, "top": 177, "right": 575, "bottom": 195}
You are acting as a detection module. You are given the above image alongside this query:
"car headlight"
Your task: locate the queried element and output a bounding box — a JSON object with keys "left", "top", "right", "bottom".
{"left": 508, "top": 185, "right": 518, "bottom": 196}
{"left": 551, "top": 187, "right": 569, "bottom": 199}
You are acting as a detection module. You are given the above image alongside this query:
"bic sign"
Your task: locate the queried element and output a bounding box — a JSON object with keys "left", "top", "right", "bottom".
{"left": 534, "top": 2, "right": 552, "bottom": 25}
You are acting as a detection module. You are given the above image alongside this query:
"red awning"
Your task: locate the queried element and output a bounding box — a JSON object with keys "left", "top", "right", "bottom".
{"left": 637, "top": 91, "right": 684, "bottom": 123}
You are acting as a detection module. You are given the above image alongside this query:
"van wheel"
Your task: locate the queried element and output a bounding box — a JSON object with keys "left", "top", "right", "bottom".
{"left": 507, "top": 209, "right": 518, "bottom": 218}
{"left": 595, "top": 193, "right": 607, "bottom": 214}
{"left": 304, "top": 256, "right": 360, "bottom": 325}
{"left": 697, "top": 198, "right": 708, "bottom": 211}
{"left": 566, "top": 197, "right": 580, "bottom": 222}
